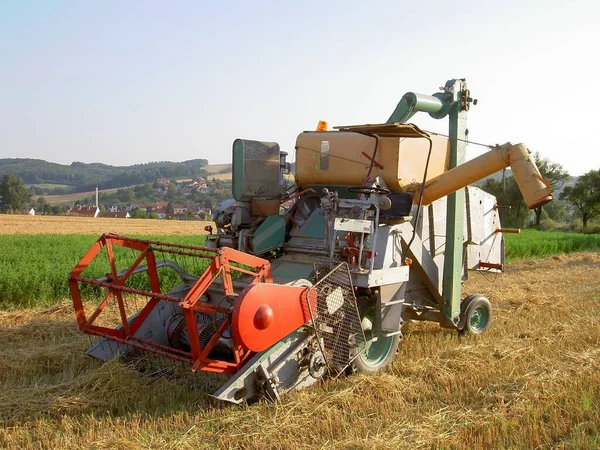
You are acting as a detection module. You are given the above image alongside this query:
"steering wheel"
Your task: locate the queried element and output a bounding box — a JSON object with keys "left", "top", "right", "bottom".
{"left": 347, "top": 186, "right": 391, "bottom": 195}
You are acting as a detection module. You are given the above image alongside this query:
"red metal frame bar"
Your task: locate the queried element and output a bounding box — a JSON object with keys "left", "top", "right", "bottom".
{"left": 361, "top": 151, "right": 384, "bottom": 169}
{"left": 478, "top": 261, "right": 503, "bottom": 270}
{"left": 70, "top": 234, "right": 272, "bottom": 374}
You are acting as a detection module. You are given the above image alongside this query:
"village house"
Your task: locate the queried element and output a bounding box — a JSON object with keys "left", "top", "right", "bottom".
{"left": 173, "top": 204, "right": 188, "bottom": 215}
{"left": 186, "top": 204, "right": 202, "bottom": 215}
{"left": 69, "top": 206, "right": 99, "bottom": 218}
{"left": 97, "top": 211, "right": 130, "bottom": 219}
{"left": 181, "top": 177, "right": 208, "bottom": 196}
{"left": 154, "top": 206, "right": 167, "bottom": 219}
{"left": 138, "top": 201, "right": 168, "bottom": 212}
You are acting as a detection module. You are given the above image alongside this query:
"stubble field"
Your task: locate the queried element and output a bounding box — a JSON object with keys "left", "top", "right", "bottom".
{"left": 0, "top": 215, "right": 599, "bottom": 449}
{"left": 0, "top": 214, "right": 213, "bottom": 236}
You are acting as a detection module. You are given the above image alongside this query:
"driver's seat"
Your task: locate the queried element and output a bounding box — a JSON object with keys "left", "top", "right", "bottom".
{"left": 380, "top": 192, "right": 414, "bottom": 222}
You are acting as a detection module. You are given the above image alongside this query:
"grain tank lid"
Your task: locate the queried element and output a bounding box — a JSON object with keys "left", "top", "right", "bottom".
{"left": 333, "top": 122, "right": 430, "bottom": 139}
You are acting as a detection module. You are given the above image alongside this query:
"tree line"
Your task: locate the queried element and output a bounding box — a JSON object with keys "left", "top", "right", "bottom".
{"left": 481, "top": 153, "right": 600, "bottom": 230}
{"left": 0, "top": 158, "right": 209, "bottom": 195}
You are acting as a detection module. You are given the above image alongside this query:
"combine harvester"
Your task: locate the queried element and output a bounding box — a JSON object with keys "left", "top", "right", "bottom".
{"left": 69, "top": 79, "right": 552, "bottom": 403}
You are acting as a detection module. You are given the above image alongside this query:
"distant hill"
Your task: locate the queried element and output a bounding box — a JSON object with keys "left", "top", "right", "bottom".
{"left": 0, "top": 158, "right": 209, "bottom": 195}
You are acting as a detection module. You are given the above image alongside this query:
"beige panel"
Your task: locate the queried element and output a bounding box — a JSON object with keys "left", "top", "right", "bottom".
{"left": 295, "top": 131, "right": 450, "bottom": 192}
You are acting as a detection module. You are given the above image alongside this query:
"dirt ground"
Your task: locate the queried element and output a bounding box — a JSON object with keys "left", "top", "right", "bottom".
{"left": 0, "top": 214, "right": 212, "bottom": 236}
{"left": 0, "top": 252, "right": 599, "bottom": 449}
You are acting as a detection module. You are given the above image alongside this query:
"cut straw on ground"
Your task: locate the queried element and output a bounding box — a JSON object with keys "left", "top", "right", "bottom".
{"left": 1, "top": 252, "right": 599, "bottom": 449}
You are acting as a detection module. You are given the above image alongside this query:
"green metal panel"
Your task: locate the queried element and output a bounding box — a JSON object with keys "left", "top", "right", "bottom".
{"left": 232, "top": 139, "right": 281, "bottom": 202}
{"left": 252, "top": 215, "right": 286, "bottom": 254}
{"left": 232, "top": 139, "right": 245, "bottom": 201}
{"left": 271, "top": 261, "right": 315, "bottom": 284}
{"left": 295, "top": 209, "right": 326, "bottom": 239}
{"left": 441, "top": 79, "right": 468, "bottom": 326}
{"left": 387, "top": 92, "right": 448, "bottom": 123}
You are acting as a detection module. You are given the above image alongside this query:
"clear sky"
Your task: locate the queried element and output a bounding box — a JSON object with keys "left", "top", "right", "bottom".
{"left": 1, "top": 0, "right": 598, "bottom": 175}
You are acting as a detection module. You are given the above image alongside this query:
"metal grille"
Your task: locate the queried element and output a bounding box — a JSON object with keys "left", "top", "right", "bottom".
{"left": 307, "top": 263, "right": 365, "bottom": 373}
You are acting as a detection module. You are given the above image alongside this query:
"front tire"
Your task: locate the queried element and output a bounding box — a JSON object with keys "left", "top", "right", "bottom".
{"left": 352, "top": 334, "right": 401, "bottom": 374}
{"left": 351, "top": 308, "right": 401, "bottom": 374}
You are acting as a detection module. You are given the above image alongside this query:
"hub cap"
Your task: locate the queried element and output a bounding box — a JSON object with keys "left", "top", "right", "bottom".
{"left": 469, "top": 305, "right": 489, "bottom": 332}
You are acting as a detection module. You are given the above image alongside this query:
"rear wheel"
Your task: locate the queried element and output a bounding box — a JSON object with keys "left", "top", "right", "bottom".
{"left": 351, "top": 308, "right": 401, "bottom": 373}
{"left": 459, "top": 295, "right": 492, "bottom": 335}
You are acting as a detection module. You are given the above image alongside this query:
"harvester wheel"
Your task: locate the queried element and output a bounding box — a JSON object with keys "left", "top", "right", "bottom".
{"left": 351, "top": 308, "right": 401, "bottom": 374}
{"left": 352, "top": 334, "right": 401, "bottom": 374}
{"left": 458, "top": 295, "right": 492, "bottom": 335}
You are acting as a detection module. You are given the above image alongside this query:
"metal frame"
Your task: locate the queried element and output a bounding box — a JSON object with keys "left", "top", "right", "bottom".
{"left": 69, "top": 233, "right": 272, "bottom": 374}
{"left": 387, "top": 78, "right": 473, "bottom": 327}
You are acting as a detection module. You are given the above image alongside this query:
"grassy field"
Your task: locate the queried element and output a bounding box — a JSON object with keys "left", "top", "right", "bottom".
{"left": 0, "top": 217, "right": 599, "bottom": 448}
{"left": 504, "top": 229, "right": 600, "bottom": 261}
{"left": 0, "top": 217, "right": 597, "bottom": 308}
{"left": 0, "top": 216, "right": 213, "bottom": 308}
{"left": 0, "top": 234, "right": 209, "bottom": 308}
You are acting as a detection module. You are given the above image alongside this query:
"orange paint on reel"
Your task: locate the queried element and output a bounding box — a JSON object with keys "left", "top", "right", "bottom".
{"left": 232, "top": 283, "right": 316, "bottom": 352}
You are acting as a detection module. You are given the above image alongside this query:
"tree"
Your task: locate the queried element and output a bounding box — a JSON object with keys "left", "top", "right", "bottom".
{"left": 133, "top": 183, "right": 155, "bottom": 199}
{"left": 165, "top": 182, "right": 184, "bottom": 202}
{"left": 132, "top": 209, "right": 148, "bottom": 219}
{"left": 0, "top": 174, "right": 32, "bottom": 213}
{"left": 533, "top": 153, "right": 569, "bottom": 228}
{"left": 51, "top": 205, "right": 67, "bottom": 215}
{"left": 482, "top": 176, "right": 528, "bottom": 228}
{"left": 166, "top": 201, "right": 174, "bottom": 215}
{"left": 36, "top": 196, "right": 47, "bottom": 214}
{"left": 117, "top": 188, "right": 135, "bottom": 203}
{"left": 560, "top": 169, "right": 600, "bottom": 229}
{"left": 543, "top": 200, "right": 568, "bottom": 223}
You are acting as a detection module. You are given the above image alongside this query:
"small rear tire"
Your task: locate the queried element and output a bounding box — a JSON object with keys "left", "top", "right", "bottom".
{"left": 458, "top": 295, "right": 492, "bottom": 335}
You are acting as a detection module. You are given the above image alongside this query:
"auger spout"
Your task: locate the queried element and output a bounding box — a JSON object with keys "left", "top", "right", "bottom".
{"left": 417, "top": 142, "right": 553, "bottom": 209}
